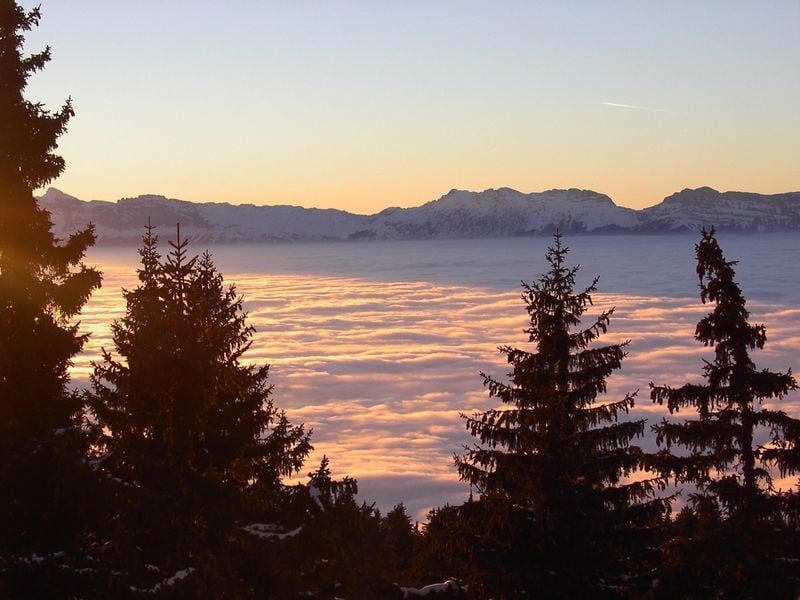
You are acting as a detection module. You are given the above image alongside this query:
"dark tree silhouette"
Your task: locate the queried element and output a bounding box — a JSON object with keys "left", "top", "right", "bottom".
{"left": 380, "top": 502, "right": 419, "bottom": 584}
{"left": 0, "top": 2, "right": 101, "bottom": 595}
{"left": 90, "top": 225, "right": 311, "bottom": 594}
{"left": 651, "top": 228, "right": 800, "bottom": 597}
{"left": 297, "top": 456, "right": 389, "bottom": 597}
{"left": 455, "top": 232, "right": 668, "bottom": 597}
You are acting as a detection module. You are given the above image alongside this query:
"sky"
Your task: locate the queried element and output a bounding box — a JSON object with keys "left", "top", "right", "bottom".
{"left": 20, "top": 1, "right": 800, "bottom": 213}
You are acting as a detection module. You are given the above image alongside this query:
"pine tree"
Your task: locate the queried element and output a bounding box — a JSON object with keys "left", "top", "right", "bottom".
{"left": 297, "top": 456, "right": 396, "bottom": 598}
{"left": 380, "top": 502, "right": 419, "bottom": 584}
{"left": 650, "top": 228, "right": 800, "bottom": 597}
{"left": 0, "top": 2, "right": 101, "bottom": 595}
{"left": 90, "top": 225, "right": 311, "bottom": 594}
{"left": 455, "top": 232, "right": 668, "bottom": 597}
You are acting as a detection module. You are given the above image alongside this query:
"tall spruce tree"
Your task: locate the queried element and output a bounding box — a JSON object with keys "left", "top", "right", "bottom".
{"left": 90, "top": 226, "right": 311, "bottom": 594}
{"left": 0, "top": 2, "right": 101, "bottom": 595}
{"left": 650, "top": 228, "right": 800, "bottom": 597}
{"left": 455, "top": 233, "right": 668, "bottom": 597}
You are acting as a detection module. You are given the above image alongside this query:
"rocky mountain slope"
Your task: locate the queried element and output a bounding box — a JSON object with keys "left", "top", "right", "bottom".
{"left": 39, "top": 186, "right": 800, "bottom": 244}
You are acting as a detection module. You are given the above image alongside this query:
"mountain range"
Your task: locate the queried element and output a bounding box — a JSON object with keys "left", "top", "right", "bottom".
{"left": 39, "top": 186, "right": 800, "bottom": 244}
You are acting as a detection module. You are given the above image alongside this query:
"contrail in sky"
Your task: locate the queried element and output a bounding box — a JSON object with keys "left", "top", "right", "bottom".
{"left": 602, "top": 101, "right": 673, "bottom": 113}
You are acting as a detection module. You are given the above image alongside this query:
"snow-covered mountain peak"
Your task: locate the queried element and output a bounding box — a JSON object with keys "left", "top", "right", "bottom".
{"left": 118, "top": 194, "right": 176, "bottom": 207}
{"left": 41, "top": 187, "right": 82, "bottom": 205}
{"left": 537, "top": 188, "right": 617, "bottom": 206}
{"left": 661, "top": 186, "right": 721, "bottom": 205}
{"left": 426, "top": 189, "right": 480, "bottom": 210}
{"left": 425, "top": 187, "right": 619, "bottom": 213}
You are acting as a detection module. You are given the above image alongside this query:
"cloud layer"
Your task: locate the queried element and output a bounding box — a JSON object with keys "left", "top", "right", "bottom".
{"left": 73, "top": 241, "right": 800, "bottom": 520}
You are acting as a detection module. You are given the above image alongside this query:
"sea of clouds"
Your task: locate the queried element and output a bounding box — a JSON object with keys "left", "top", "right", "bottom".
{"left": 75, "top": 234, "right": 800, "bottom": 520}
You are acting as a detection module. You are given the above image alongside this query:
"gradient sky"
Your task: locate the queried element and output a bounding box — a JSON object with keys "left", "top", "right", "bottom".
{"left": 21, "top": 1, "right": 800, "bottom": 213}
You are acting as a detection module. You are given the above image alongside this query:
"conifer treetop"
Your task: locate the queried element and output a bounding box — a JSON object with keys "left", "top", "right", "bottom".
{"left": 651, "top": 230, "right": 799, "bottom": 495}
{"left": 0, "top": 1, "right": 73, "bottom": 190}
{"left": 453, "top": 232, "right": 669, "bottom": 596}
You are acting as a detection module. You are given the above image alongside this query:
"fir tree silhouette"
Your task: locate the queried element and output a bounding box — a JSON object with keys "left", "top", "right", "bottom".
{"left": 651, "top": 228, "right": 800, "bottom": 597}
{"left": 455, "top": 232, "right": 668, "bottom": 597}
{"left": 90, "top": 224, "right": 311, "bottom": 594}
{"left": 0, "top": 2, "right": 101, "bottom": 595}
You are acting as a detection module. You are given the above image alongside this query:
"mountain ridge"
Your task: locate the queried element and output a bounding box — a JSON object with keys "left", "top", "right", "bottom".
{"left": 39, "top": 187, "right": 800, "bottom": 244}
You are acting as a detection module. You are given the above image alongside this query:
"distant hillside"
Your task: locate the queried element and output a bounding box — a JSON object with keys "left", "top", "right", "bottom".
{"left": 39, "top": 186, "right": 800, "bottom": 244}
